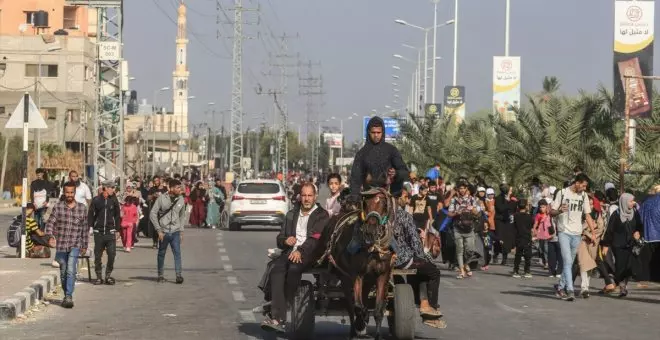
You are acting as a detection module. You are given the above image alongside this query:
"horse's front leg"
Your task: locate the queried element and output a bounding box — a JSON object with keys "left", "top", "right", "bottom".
{"left": 373, "top": 271, "right": 391, "bottom": 340}
{"left": 353, "top": 275, "right": 367, "bottom": 336}
{"left": 340, "top": 274, "right": 358, "bottom": 339}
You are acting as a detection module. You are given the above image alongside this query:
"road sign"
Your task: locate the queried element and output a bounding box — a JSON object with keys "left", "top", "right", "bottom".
{"left": 98, "top": 41, "right": 121, "bottom": 61}
{"left": 241, "top": 157, "right": 252, "bottom": 170}
{"left": 5, "top": 94, "right": 48, "bottom": 129}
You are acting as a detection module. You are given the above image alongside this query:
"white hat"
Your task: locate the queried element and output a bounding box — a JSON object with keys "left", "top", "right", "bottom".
{"left": 486, "top": 188, "right": 495, "bottom": 195}
{"left": 604, "top": 182, "right": 615, "bottom": 191}
{"left": 477, "top": 186, "right": 486, "bottom": 192}
{"left": 549, "top": 186, "right": 557, "bottom": 195}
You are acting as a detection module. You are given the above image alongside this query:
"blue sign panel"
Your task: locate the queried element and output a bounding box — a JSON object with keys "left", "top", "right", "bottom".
{"left": 362, "top": 117, "right": 401, "bottom": 141}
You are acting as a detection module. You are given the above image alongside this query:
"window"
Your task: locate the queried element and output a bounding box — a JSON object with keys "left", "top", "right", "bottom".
{"left": 25, "top": 64, "right": 58, "bottom": 78}
{"left": 25, "top": 11, "right": 36, "bottom": 25}
{"left": 41, "top": 107, "right": 57, "bottom": 120}
{"left": 237, "top": 183, "right": 280, "bottom": 194}
{"left": 66, "top": 109, "right": 80, "bottom": 122}
{"left": 63, "top": 6, "right": 77, "bottom": 29}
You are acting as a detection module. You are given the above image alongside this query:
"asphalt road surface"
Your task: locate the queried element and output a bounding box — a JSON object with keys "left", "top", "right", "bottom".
{"left": 2, "top": 193, "right": 660, "bottom": 339}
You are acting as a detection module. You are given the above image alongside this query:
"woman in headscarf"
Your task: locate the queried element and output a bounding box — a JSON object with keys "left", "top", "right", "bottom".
{"left": 206, "top": 178, "right": 225, "bottom": 228}
{"left": 188, "top": 181, "right": 208, "bottom": 228}
{"left": 494, "top": 183, "right": 517, "bottom": 265}
{"left": 601, "top": 193, "right": 644, "bottom": 297}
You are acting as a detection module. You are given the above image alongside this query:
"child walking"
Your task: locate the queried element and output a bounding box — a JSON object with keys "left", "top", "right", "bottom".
{"left": 513, "top": 199, "right": 534, "bottom": 278}
{"left": 120, "top": 196, "right": 139, "bottom": 252}
{"left": 533, "top": 200, "right": 553, "bottom": 270}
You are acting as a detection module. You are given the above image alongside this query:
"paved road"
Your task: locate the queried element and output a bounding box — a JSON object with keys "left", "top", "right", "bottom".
{"left": 2, "top": 193, "right": 660, "bottom": 339}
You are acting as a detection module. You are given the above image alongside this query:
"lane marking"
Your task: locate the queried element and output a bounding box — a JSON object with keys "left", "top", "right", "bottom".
{"left": 233, "top": 291, "right": 246, "bottom": 302}
{"left": 224, "top": 264, "right": 233, "bottom": 272}
{"left": 218, "top": 248, "right": 227, "bottom": 253}
{"left": 495, "top": 301, "right": 525, "bottom": 314}
{"left": 217, "top": 242, "right": 224, "bottom": 247}
{"left": 239, "top": 310, "right": 256, "bottom": 322}
{"left": 221, "top": 255, "right": 230, "bottom": 262}
{"left": 228, "top": 276, "right": 238, "bottom": 285}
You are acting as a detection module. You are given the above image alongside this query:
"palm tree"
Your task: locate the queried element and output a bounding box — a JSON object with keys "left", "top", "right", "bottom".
{"left": 540, "top": 76, "right": 561, "bottom": 102}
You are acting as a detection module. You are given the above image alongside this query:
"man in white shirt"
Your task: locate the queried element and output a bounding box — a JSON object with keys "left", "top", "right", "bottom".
{"left": 261, "top": 183, "right": 329, "bottom": 333}
{"left": 551, "top": 173, "right": 596, "bottom": 301}
{"left": 61, "top": 170, "right": 92, "bottom": 206}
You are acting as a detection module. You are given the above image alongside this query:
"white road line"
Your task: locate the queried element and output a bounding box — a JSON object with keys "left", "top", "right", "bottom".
{"left": 217, "top": 242, "right": 224, "bottom": 247}
{"left": 224, "top": 264, "right": 233, "bottom": 272}
{"left": 239, "top": 310, "right": 256, "bottom": 322}
{"left": 221, "top": 255, "right": 230, "bottom": 262}
{"left": 233, "top": 291, "right": 246, "bottom": 302}
{"left": 218, "top": 248, "right": 227, "bottom": 253}
{"left": 495, "top": 301, "right": 525, "bottom": 314}
{"left": 227, "top": 276, "right": 238, "bottom": 285}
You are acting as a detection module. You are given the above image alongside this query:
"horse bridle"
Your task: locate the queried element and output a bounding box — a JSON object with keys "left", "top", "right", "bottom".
{"left": 359, "top": 187, "right": 395, "bottom": 257}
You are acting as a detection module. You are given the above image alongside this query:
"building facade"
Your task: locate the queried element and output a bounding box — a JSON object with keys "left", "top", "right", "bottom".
{"left": 0, "top": 0, "right": 96, "bottom": 151}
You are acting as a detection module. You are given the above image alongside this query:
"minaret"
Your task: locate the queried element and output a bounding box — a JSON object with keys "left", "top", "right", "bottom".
{"left": 172, "top": 0, "right": 189, "bottom": 138}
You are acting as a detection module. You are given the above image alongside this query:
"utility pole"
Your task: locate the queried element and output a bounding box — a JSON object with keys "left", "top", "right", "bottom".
{"left": 259, "top": 33, "right": 299, "bottom": 179}
{"left": 219, "top": 0, "right": 259, "bottom": 180}
{"left": 298, "top": 60, "right": 324, "bottom": 172}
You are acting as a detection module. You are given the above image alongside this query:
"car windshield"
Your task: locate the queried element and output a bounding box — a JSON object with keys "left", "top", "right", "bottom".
{"left": 237, "top": 183, "right": 280, "bottom": 194}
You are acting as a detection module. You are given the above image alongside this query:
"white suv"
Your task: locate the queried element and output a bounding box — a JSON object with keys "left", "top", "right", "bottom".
{"left": 228, "top": 179, "right": 289, "bottom": 231}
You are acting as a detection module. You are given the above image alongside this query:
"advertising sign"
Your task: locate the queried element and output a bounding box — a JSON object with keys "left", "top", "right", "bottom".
{"left": 614, "top": 0, "right": 654, "bottom": 118}
{"left": 493, "top": 56, "right": 521, "bottom": 121}
{"left": 362, "top": 117, "right": 401, "bottom": 141}
{"left": 443, "top": 86, "right": 466, "bottom": 120}
{"left": 424, "top": 103, "right": 441, "bottom": 116}
{"left": 323, "top": 133, "right": 343, "bottom": 148}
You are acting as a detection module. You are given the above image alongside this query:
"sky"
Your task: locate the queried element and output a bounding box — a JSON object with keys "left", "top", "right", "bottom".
{"left": 124, "top": 0, "right": 656, "bottom": 143}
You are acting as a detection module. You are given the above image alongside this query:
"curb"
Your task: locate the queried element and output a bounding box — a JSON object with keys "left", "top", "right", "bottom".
{"left": 0, "top": 271, "right": 59, "bottom": 321}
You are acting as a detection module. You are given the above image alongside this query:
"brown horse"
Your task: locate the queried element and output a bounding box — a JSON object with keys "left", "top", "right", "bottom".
{"left": 321, "top": 187, "right": 396, "bottom": 340}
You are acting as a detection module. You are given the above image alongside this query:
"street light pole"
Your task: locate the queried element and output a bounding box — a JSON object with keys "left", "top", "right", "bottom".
{"left": 505, "top": 0, "right": 510, "bottom": 56}
{"left": 432, "top": 0, "right": 439, "bottom": 102}
{"left": 423, "top": 30, "right": 428, "bottom": 105}
{"left": 453, "top": 0, "right": 459, "bottom": 86}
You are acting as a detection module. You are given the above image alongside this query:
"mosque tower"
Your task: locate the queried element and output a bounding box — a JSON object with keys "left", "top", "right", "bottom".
{"left": 172, "top": 0, "right": 189, "bottom": 139}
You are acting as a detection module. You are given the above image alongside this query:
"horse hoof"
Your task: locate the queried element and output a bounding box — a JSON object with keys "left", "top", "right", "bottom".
{"left": 356, "top": 327, "right": 367, "bottom": 336}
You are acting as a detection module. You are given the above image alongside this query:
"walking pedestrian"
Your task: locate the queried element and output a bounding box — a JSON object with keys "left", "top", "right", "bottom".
{"left": 45, "top": 181, "right": 89, "bottom": 308}
{"left": 512, "top": 199, "right": 534, "bottom": 278}
{"left": 88, "top": 180, "right": 121, "bottom": 285}
{"left": 147, "top": 176, "right": 168, "bottom": 248}
{"left": 150, "top": 179, "right": 187, "bottom": 284}
{"left": 120, "top": 196, "right": 139, "bottom": 252}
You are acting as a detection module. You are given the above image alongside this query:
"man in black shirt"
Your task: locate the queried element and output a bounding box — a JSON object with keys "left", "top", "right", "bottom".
{"left": 426, "top": 181, "right": 441, "bottom": 229}
{"left": 409, "top": 185, "right": 432, "bottom": 229}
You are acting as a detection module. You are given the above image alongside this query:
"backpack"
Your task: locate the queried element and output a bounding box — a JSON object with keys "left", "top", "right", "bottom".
{"left": 7, "top": 215, "right": 23, "bottom": 248}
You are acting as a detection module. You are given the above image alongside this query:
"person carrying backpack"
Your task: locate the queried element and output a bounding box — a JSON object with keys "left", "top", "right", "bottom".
{"left": 150, "top": 179, "right": 187, "bottom": 284}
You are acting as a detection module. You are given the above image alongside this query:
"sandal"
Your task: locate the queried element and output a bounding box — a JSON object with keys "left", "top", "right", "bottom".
{"left": 420, "top": 306, "right": 443, "bottom": 319}
{"left": 106, "top": 277, "right": 116, "bottom": 285}
{"left": 423, "top": 319, "right": 447, "bottom": 329}
{"left": 94, "top": 278, "right": 104, "bottom": 285}
{"left": 260, "top": 317, "right": 286, "bottom": 333}
{"left": 456, "top": 273, "right": 465, "bottom": 279}
{"left": 466, "top": 271, "right": 473, "bottom": 277}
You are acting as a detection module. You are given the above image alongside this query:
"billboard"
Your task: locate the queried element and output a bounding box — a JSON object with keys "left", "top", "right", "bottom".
{"left": 323, "top": 133, "right": 343, "bottom": 148}
{"left": 362, "top": 117, "right": 401, "bottom": 142}
{"left": 614, "top": 0, "right": 654, "bottom": 118}
{"left": 443, "top": 86, "right": 466, "bottom": 120}
{"left": 493, "top": 56, "right": 521, "bottom": 121}
{"left": 424, "top": 103, "right": 441, "bottom": 116}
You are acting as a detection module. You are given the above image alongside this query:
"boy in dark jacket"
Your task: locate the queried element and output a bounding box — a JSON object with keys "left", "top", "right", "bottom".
{"left": 513, "top": 199, "right": 534, "bottom": 278}
{"left": 88, "top": 180, "right": 121, "bottom": 285}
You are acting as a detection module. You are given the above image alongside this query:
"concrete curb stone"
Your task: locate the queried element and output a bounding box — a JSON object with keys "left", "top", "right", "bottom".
{"left": 0, "top": 271, "right": 58, "bottom": 322}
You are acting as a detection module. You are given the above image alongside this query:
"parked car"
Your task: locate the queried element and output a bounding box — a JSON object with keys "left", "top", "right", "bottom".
{"left": 228, "top": 179, "right": 289, "bottom": 231}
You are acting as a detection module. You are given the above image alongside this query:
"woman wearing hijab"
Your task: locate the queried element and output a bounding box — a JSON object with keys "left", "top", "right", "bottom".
{"left": 494, "top": 184, "right": 517, "bottom": 265}
{"left": 188, "top": 181, "right": 208, "bottom": 228}
{"left": 601, "top": 193, "right": 644, "bottom": 297}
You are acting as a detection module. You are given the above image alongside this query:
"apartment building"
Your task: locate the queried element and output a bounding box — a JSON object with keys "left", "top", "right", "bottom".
{"left": 0, "top": 0, "right": 96, "bottom": 151}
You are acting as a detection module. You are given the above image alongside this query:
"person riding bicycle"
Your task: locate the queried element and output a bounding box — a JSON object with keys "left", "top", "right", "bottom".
{"left": 348, "top": 116, "right": 409, "bottom": 202}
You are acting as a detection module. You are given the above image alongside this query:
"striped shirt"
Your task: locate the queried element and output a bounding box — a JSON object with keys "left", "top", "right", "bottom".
{"left": 45, "top": 200, "right": 89, "bottom": 252}
{"left": 25, "top": 217, "right": 39, "bottom": 250}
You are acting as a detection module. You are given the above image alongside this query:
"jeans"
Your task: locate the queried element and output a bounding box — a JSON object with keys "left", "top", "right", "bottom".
{"left": 34, "top": 207, "right": 47, "bottom": 231}
{"left": 94, "top": 233, "right": 117, "bottom": 278}
{"left": 558, "top": 232, "right": 581, "bottom": 292}
{"left": 55, "top": 248, "right": 80, "bottom": 298}
{"left": 538, "top": 239, "right": 548, "bottom": 265}
{"left": 547, "top": 241, "right": 563, "bottom": 276}
{"left": 157, "top": 231, "right": 182, "bottom": 276}
{"left": 454, "top": 230, "right": 476, "bottom": 270}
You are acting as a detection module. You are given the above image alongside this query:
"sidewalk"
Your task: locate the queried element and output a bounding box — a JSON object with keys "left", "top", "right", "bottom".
{"left": 0, "top": 247, "right": 58, "bottom": 321}
{"left": 0, "top": 199, "right": 16, "bottom": 208}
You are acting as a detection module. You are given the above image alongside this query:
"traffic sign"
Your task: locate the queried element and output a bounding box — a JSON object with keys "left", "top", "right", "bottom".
{"left": 5, "top": 94, "right": 48, "bottom": 129}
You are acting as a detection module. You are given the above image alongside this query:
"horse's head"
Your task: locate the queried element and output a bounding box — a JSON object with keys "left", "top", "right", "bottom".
{"left": 360, "top": 188, "right": 391, "bottom": 249}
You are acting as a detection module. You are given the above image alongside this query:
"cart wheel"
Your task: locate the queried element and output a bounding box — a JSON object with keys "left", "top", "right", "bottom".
{"left": 387, "top": 283, "right": 415, "bottom": 340}
{"left": 287, "top": 280, "right": 315, "bottom": 340}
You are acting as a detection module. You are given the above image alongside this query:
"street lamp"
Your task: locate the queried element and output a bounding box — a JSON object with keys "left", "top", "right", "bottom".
{"left": 151, "top": 86, "right": 170, "bottom": 176}
{"left": 330, "top": 115, "right": 354, "bottom": 170}
{"left": 395, "top": 17, "right": 454, "bottom": 102}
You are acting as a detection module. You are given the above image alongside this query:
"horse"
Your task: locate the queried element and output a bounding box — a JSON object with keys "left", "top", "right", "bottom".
{"left": 319, "top": 186, "right": 396, "bottom": 340}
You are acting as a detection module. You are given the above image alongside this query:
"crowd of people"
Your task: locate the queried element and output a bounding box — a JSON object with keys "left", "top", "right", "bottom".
{"left": 15, "top": 168, "right": 234, "bottom": 308}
